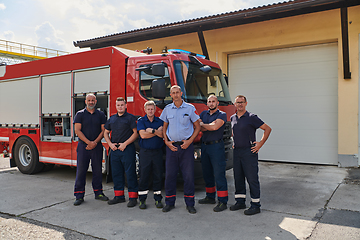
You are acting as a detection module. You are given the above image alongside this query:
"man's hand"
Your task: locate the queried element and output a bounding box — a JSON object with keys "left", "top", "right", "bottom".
{"left": 180, "top": 139, "right": 191, "bottom": 150}
{"left": 157, "top": 126, "right": 163, "bottom": 132}
{"left": 86, "top": 141, "right": 97, "bottom": 150}
{"left": 146, "top": 128, "right": 153, "bottom": 133}
{"left": 118, "top": 143, "right": 127, "bottom": 151}
{"left": 251, "top": 123, "right": 272, "bottom": 153}
{"left": 109, "top": 143, "right": 118, "bottom": 151}
{"left": 251, "top": 142, "right": 263, "bottom": 153}
{"left": 165, "top": 141, "right": 178, "bottom": 152}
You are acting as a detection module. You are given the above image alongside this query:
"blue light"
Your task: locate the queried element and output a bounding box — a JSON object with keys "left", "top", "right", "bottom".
{"left": 167, "top": 49, "right": 206, "bottom": 59}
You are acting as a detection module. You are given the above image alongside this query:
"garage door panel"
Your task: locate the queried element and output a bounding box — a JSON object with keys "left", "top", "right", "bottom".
{"left": 260, "top": 129, "right": 337, "bottom": 148}
{"left": 258, "top": 113, "right": 337, "bottom": 131}
{"left": 233, "top": 45, "right": 337, "bottom": 69}
{"left": 231, "top": 61, "right": 337, "bottom": 84}
{"left": 249, "top": 97, "right": 337, "bottom": 114}
{"left": 233, "top": 81, "right": 337, "bottom": 101}
{"left": 229, "top": 43, "right": 338, "bottom": 164}
{"left": 259, "top": 145, "right": 338, "bottom": 165}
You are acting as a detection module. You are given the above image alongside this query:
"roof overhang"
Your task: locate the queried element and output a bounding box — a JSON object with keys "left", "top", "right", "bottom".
{"left": 74, "top": 0, "right": 360, "bottom": 49}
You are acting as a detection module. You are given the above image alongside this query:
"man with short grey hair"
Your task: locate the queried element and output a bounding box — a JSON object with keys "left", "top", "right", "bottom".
{"left": 160, "top": 85, "right": 201, "bottom": 214}
{"left": 230, "top": 95, "right": 271, "bottom": 215}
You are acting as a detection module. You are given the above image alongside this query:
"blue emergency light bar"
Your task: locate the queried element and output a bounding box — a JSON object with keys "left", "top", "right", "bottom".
{"left": 167, "top": 49, "right": 206, "bottom": 59}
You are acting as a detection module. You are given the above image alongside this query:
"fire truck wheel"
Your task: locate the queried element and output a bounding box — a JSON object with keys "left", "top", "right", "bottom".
{"left": 14, "top": 137, "right": 44, "bottom": 174}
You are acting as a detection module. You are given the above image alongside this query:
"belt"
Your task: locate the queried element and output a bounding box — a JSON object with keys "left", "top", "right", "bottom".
{"left": 202, "top": 139, "right": 222, "bottom": 145}
{"left": 169, "top": 137, "right": 190, "bottom": 146}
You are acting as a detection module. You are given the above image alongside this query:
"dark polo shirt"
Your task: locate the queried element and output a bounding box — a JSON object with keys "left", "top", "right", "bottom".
{"left": 137, "top": 115, "right": 164, "bottom": 149}
{"left": 73, "top": 108, "right": 106, "bottom": 143}
{"left": 104, "top": 112, "right": 137, "bottom": 143}
{"left": 230, "top": 111, "right": 264, "bottom": 148}
{"left": 200, "top": 109, "right": 227, "bottom": 142}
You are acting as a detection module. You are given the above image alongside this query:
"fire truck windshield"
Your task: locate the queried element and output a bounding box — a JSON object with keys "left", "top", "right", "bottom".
{"left": 174, "top": 60, "right": 232, "bottom": 105}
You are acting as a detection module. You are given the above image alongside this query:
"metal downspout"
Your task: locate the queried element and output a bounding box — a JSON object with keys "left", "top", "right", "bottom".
{"left": 341, "top": 6, "right": 351, "bottom": 79}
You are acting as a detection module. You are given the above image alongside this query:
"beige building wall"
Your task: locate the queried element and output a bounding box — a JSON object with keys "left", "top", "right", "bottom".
{"left": 117, "top": 6, "right": 360, "bottom": 159}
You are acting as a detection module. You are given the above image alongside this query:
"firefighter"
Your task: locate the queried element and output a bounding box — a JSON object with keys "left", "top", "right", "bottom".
{"left": 73, "top": 93, "right": 108, "bottom": 206}
{"left": 198, "top": 95, "right": 228, "bottom": 212}
{"left": 137, "top": 101, "right": 164, "bottom": 209}
{"left": 230, "top": 95, "right": 271, "bottom": 215}
{"left": 160, "top": 85, "right": 201, "bottom": 214}
{"left": 104, "top": 97, "right": 139, "bottom": 207}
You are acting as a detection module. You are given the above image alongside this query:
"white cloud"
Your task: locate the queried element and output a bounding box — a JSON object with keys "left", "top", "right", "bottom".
{"left": 36, "top": 0, "right": 96, "bottom": 18}
{"left": 35, "top": 22, "right": 66, "bottom": 50}
{"left": 128, "top": 18, "right": 151, "bottom": 30}
{"left": 177, "top": 0, "right": 249, "bottom": 17}
{"left": 3, "top": 31, "right": 14, "bottom": 41}
{"left": 3, "top": 0, "right": 279, "bottom": 52}
{"left": 70, "top": 17, "right": 118, "bottom": 41}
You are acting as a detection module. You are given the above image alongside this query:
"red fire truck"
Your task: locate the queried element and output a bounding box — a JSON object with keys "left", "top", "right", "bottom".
{"left": 0, "top": 47, "right": 235, "bottom": 177}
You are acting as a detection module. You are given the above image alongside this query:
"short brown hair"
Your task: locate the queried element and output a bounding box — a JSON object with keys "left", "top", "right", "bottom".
{"left": 235, "top": 95, "right": 247, "bottom": 102}
{"left": 116, "top": 97, "right": 126, "bottom": 103}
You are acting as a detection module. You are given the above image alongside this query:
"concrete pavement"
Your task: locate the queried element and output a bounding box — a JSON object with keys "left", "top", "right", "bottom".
{"left": 0, "top": 156, "right": 359, "bottom": 240}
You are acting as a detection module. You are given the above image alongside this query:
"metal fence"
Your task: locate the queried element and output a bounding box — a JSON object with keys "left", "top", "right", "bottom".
{"left": 0, "top": 39, "right": 69, "bottom": 58}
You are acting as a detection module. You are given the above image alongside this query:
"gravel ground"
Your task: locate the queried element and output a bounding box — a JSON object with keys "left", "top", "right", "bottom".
{"left": 0, "top": 157, "right": 101, "bottom": 240}
{"left": 0, "top": 213, "right": 99, "bottom": 240}
{"left": 0, "top": 213, "right": 101, "bottom": 240}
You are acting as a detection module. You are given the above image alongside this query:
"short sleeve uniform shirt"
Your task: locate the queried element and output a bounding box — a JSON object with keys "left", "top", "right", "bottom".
{"left": 104, "top": 112, "right": 137, "bottom": 143}
{"left": 137, "top": 115, "right": 164, "bottom": 149}
{"left": 200, "top": 109, "right": 227, "bottom": 142}
{"left": 73, "top": 108, "right": 106, "bottom": 143}
{"left": 160, "top": 101, "right": 199, "bottom": 142}
{"left": 230, "top": 111, "right": 264, "bottom": 148}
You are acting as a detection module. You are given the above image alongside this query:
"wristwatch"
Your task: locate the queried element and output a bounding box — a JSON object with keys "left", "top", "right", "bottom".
{"left": 152, "top": 129, "right": 155, "bottom": 134}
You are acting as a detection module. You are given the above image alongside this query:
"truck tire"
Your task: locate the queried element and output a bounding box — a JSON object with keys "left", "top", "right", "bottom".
{"left": 14, "top": 137, "right": 44, "bottom": 174}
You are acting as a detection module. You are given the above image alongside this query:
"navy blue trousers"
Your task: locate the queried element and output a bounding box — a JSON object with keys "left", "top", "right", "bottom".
{"left": 233, "top": 147, "right": 261, "bottom": 208}
{"left": 138, "top": 148, "right": 163, "bottom": 202}
{"left": 165, "top": 143, "right": 195, "bottom": 207}
{"left": 201, "top": 141, "right": 228, "bottom": 204}
{"left": 110, "top": 143, "right": 138, "bottom": 199}
{"left": 74, "top": 142, "right": 104, "bottom": 199}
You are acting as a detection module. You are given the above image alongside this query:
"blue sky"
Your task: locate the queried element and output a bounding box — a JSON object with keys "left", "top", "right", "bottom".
{"left": 0, "top": 0, "right": 282, "bottom": 52}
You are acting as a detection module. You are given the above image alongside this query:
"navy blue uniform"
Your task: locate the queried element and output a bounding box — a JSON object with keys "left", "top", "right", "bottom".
{"left": 160, "top": 101, "right": 199, "bottom": 207}
{"left": 137, "top": 115, "right": 164, "bottom": 202}
{"left": 73, "top": 108, "right": 106, "bottom": 199}
{"left": 200, "top": 109, "right": 228, "bottom": 204}
{"left": 105, "top": 112, "right": 138, "bottom": 200}
{"left": 231, "top": 111, "right": 264, "bottom": 208}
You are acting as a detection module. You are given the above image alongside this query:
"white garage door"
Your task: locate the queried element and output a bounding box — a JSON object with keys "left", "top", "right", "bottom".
{"left": 228, "top": 43, "right": 338, "bottom": 165}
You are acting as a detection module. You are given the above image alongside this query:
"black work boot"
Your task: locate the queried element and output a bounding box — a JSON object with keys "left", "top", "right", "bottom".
{"left": 198, "top": 196, "right": 216, "bottom": 204}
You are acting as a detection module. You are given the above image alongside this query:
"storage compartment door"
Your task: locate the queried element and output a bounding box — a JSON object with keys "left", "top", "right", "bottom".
{"left": 74, "top": 67, "right": 110, "bottom": 94}
{"left": 0, "top": 77, "right": 39, "bottom": 125}
{"left": 42, "top": 73, "right": 71, "bottom": 114}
